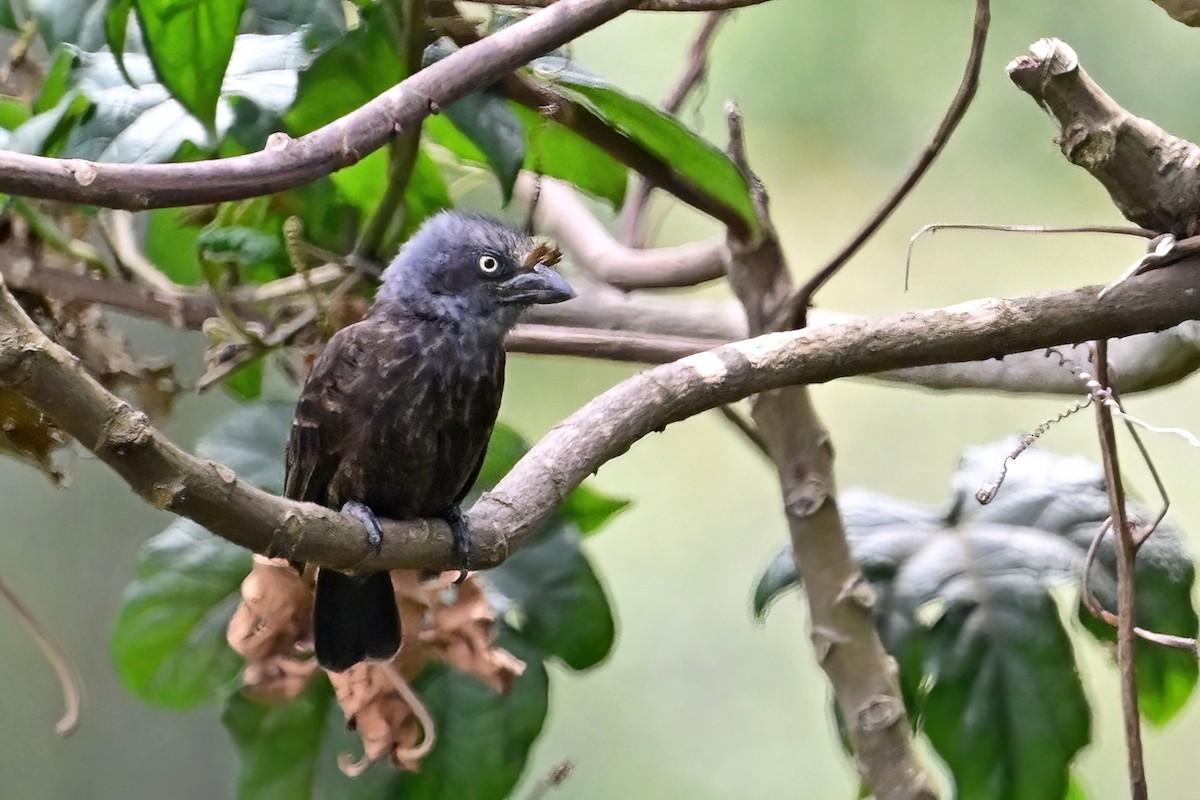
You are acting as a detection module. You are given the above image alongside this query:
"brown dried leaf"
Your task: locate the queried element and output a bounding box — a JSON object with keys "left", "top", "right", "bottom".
{"left": 228, "top": 556, "right": 313, "bottom": 662}
{"left": 0, "top": 388, "right": 67, "bottom": 484}
{"left": 229, "top": 557, "right": 317, "bottom": 703}
{"left": 420, "top": 577, "right": 526, "bottom": 694}
{"left": 328, "top": 662, "right": 433, "bottom": 772}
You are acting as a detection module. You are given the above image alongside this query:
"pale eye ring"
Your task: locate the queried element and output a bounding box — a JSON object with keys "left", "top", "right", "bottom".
{"left": 478, "top": 254, "right": 501, "bottom": 275}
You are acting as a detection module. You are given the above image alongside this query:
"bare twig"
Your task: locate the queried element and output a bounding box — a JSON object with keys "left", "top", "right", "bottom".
{"left": 620, "top": 11, "right": 727, "bottom": 247}
{"left": 0, "top": 0, "right": 641, "bottom": 209}
{"left": 786, "top": 0, "right": 991, "bottom": 328}
{"left": 1093, "top": 339, "right": 1148, "bottom": 800}
{"left": 905, "top": 222, "right": 1153, "bottom": 291}
{"left": 100, "top": 210, "right": 185, "bottom": 294}
{"left": 716, "top": 403, "right": 769, "bottom": 456}
{"left": 0, "top": 575, "right": 83, "bottom": 736}
{"left": 526, "top": 176, "right": 728, "bottom": 288}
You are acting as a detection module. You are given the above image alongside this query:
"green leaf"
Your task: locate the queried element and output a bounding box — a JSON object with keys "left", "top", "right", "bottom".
{"left": 111, "top": 519, "right": 250, "bottom": 707}
{"left": 762, "top": 441, "right": 1198, "bottom": 800}
{"left": 511, "top": 103, "right": 627, "bottom": 209}
{"left": 562, "top": 482, "right": 629, "bottom": 535}
{"left": 223, "top": 357, "right": 266, "bottom": 402}
{"left": 529, "top": 56, "right": 755, "bottom": 231}
{"left": 104, "top": 0, "right": 134, "bottom": 82}
{"left": 145, "top": 208, "right": 202, "bottom": 284}
{"left": 285, "top": 3, "right": 403, "bottom": 136}
{"left": 442, "top": 91, "right": 524, "bottom": 202}
{"left": 423, "top": 40, "right": 524, "bottom": 201}
{"left": 918, "top": 587, "right": 1089, "bottom": 800}
{"left": 392, "top": 634, "right": 549, "bottom": 800}
{"left": 34, "top": 48, "right": 76, "bottom": 114}
{"left": 0, "top": 96, "right": 31, "bottom": 131}
{"left": 487, "top": 521, "right": 615, "bottom": 670}
{"left": 752, "top": 546, "right": 798, "bottom": 621}
{"left": 194, "top": 400, "right": 294, "bottom": 493}
{"left": 952, "top": 440, "right": 1199, "bottom": 725}
{"left": 39, "top": 31, "right": 313, "bottom": 162}
{"left": 223, "top": 680, "right": 334, "bottom": 800}
{"left": 197, "top": 224, "right": 289, "bottom": 283}
{"left": 133, "top": 0, "right": 246, "bottom": 130}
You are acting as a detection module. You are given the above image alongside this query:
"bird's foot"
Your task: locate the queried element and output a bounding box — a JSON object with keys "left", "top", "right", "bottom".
{"left": 441, "top": 506, "right": 471, "bottom": 585}
{"left": 342, "top": 500, "right": 385, "bottom": 555}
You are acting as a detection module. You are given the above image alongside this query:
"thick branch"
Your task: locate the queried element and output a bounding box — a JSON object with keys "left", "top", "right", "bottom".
{"left": 4, "top": 266, "right": 1200, "bottom": 573}
{"left": 0, "top": 0, "right": 638, "bottom": 209}
{"left": 1008, "top": 38, "right": 1200, "bottom": 237}
{"left": 471, "top": 0, "right": 770, "bottom": 8}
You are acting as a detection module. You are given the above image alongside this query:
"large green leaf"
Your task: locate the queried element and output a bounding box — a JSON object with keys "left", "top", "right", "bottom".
{"left": 223, "top": 680, "right": 334, "bottom": 800}
{"left": 754, "top": 440, "right": 1198, "bottom": 800}
{"left": 133, "top": 0, "right": 246, "bottom": 130}
{"left": 918, "top": 586, "right": 1090, "bottom": 800}
{"left": 511, "top": 103, "right": 627, "bottom": 209}
{"left": 487, "top": 521, "right": 615, "bottom": 670}
{"left": 110, "top": 519, "right": 250, "bottom": 707}
{"left": 285, "top": 3, "right": 402, "bottom": 136}
{"left": 391, "top": 634, "right": 549, "bottom": 800}
{"left": 529, "top": 56, "right": 756, "bottom": 232}
{"left": 15, "top": 31, "right": 313, "bottom": 162}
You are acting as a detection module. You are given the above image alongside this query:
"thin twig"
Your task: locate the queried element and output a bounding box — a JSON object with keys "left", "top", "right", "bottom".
{"left": 100, "top": 210, "right": 186, "bottom": 294}
{"left": 472, "top": 0, "right": 768, "bottom": 8}
{"left": 0, "top": 575, "right": 83, "bottom": 736}
{"left": 786, "top": 0, "right": 991, "bottom": 329}
{"left": 1093, "top": 338, "right": 1149, "bottom": 800}
{"left": 620, "top": 10, "right": 727, "bottom": 247}
{"left": 1080, "top": 520, "right": 1197, "bottom": 653}
{"left": 905, "top": 222, "right": 1153, "bottom": 291}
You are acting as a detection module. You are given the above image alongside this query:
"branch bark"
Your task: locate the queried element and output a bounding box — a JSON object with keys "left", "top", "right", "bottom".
{"left": 1008, "top": 38, "right": 1200, "bottom": 237}
{"left": 0, "top": 0, "right": 639, "bottom": 209}
{"left": 4, "top": 263, "right": 1200, "bottom": 574}
{"left": 722, "top": 109, "right": 935, "bottom": 799}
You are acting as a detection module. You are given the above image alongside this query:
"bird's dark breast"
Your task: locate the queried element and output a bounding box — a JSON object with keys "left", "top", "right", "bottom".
{"left": 285, "top": 317, "right": 505, "bottom": 518}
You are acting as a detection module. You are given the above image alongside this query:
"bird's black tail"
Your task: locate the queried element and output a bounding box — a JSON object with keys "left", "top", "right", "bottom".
{"left": 313, "top": 569, "right": 401, "bottom": 672}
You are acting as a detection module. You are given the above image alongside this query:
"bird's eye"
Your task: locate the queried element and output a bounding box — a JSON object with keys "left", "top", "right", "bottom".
{"left": 477, "top": 254, "right": 501, "bottom": 275}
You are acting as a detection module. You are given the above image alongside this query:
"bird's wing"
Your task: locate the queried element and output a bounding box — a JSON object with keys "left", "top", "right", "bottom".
{"left": 284, "top": 322, "right": 382, "bottom": 504}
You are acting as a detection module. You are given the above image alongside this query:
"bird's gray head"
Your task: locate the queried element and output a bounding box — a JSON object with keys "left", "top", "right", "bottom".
{"left": 374, "top": 212, "right": 574, "bottom": 335}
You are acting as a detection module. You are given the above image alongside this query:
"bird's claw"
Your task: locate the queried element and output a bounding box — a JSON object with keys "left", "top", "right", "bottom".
{"left": 342, "top": 500, "right": 385, "bottom": 555}
{"left": 442, "top": 506, "right": 471, "bottom": 585}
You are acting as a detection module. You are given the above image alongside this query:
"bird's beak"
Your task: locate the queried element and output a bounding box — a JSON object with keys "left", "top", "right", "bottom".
{"left": 496, "top": 264, "right": 575, "bottom": 305}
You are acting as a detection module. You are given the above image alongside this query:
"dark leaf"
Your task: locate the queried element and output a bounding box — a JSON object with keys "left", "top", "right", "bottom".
{"left": 392, "top": 633, "right": 549, "bottom": 800}
{"left": 110, "top": 519, "right": 250, "bottom": 707}
{"left": 487, "top": 521, "right": 615, "bottom": 670}
{"left": 918, "top": 585, "right": 1090, "bottom": 800}
{"left": 104, "top": 0, "right": 134, "bottom": 83}
{"left": 953, "top": 440, "right": 1199, "bottom": 725}
{"left": 223, "top": 679, "right": 333, "bottom": 800}
{"left": 529, "top": 56, "right": 755, "bottom": 231}
{"left": 752, "top": 546, "right": 797, "bottom": 622}
{"left": 133, "top": 0, "right": 247, "bottom": 129}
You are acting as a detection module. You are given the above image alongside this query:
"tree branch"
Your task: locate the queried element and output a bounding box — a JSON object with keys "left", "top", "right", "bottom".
{"left": 0, "top": 0, "right": 639, "bottom": 209}
{"left": 1008, "top": 38, "right": 1200, "bottom": 237}
{"left": 722, "top": 106, "right": 936, "bottom": 799}
{"left": 468, "top": 0, "right": 771, "bottom": 10}
{"left": 5, "top": 230, "right": 1200, "bottom": 573}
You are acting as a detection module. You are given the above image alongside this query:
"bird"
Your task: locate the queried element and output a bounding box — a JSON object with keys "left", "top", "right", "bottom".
{"left": 284, "top": 211, "right": 574, "bottom": 672}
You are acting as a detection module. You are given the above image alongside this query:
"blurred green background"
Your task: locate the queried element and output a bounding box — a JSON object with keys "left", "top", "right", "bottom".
{"left": 4, "top": 1, "right": 1200, "bottom": 797}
